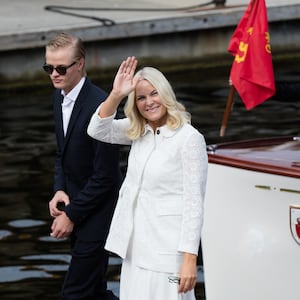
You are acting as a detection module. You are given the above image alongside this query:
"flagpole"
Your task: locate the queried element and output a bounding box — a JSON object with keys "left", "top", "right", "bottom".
{"left": 220, "top": 84, "right": 235, "bottom": 137}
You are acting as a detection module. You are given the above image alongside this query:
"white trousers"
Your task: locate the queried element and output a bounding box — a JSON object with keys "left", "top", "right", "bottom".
{"left": 119, "top": 244, "right": 196, "bottom": 300}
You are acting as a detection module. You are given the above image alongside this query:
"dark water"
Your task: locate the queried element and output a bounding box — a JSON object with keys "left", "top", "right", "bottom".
{"left": 0, "top": 56, "right": 300, "bottom": 300}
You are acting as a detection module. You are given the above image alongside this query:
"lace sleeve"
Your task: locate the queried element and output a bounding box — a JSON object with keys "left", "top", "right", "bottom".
{"left": 87, "top": 105, "right": 131, "bottom": 145}
{"left": 178, "top": 131, "right": 208, "bottom": 254}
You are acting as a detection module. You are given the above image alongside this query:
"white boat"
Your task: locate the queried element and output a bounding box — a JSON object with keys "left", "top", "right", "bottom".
{"left": 201, "top": 136, "right": 300, "bottom": 300}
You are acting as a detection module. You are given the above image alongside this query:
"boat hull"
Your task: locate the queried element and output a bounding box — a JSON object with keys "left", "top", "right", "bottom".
{"left": 202, "top": 162, "right": 300, "bottom": 300}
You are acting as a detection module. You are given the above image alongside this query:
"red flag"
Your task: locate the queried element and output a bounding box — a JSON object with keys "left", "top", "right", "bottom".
{"left": 228, "top": 0, "right": 275, "bottom": 110}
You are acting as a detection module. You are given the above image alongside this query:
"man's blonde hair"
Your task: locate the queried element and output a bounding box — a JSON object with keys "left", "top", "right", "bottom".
{"left": 46, "top": 32, "right": 86, "bottom": 75}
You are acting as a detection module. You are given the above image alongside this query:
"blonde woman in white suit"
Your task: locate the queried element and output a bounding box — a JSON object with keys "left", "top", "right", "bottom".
{"left": 87, "top": 56, "right": 208, "bottom": 300}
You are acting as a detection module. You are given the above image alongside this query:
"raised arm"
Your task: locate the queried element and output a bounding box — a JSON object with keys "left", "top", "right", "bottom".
{"left": 99, "top": 56, "right": 139, "bottom": 118}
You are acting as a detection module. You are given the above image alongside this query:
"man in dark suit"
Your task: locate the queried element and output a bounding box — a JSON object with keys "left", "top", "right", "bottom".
{"left": 44, "top": 32, "right": 121, "bottom": 300}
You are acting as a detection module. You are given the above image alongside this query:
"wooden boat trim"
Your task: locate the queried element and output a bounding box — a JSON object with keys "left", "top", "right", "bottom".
{"left": 207, "top": 136, "right": 300, "bottom": 179}
{"left": 208, "top": 154, "right": 300, "bottom": 178}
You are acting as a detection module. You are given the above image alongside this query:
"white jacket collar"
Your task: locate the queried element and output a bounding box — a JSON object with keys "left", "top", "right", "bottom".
{"left": 142, "top": 124, "right": 181, "bottom": 138}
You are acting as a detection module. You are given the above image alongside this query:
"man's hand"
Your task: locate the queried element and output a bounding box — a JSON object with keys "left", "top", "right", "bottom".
{"left": 50, "top": 212, "right": 74, "bottom": 239}
{"left": 49, "top": 190, "right": 70, "bottom": 218}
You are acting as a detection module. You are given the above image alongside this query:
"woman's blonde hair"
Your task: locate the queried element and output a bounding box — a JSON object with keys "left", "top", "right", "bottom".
{"left": 124, "top": 67, "right": 191, "bottom": 140}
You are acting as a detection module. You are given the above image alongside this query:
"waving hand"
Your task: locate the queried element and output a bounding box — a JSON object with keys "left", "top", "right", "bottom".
{"left": 98, "top": 56, "right": 139, "bottom": 118}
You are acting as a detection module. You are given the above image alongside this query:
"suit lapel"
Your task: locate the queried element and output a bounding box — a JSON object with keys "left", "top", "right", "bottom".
{"left": 54, "top": 92, "right": 65, "bottom": 147}
{"left": 64, "top": 99, "right": 83, "bottom": 142}
{"left": 64, "top": 78, "right": 88, "bottom": 143}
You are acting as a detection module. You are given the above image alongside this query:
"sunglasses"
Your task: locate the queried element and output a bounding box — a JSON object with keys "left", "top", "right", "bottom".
{"left": 43, "top": 61, "right": 76, "bottom": 75}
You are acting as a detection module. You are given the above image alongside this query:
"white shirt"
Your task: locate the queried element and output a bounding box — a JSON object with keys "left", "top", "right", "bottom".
{"left": 87, "top": 109, "right": 208, "bottom": 273}
{"left": 61, "top": 77, "right": 85, "bottom": 136}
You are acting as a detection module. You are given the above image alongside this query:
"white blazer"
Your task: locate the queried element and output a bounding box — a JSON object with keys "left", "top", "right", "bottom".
{"left": 87, "top": 110, "right": 208, "bottom": 273}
